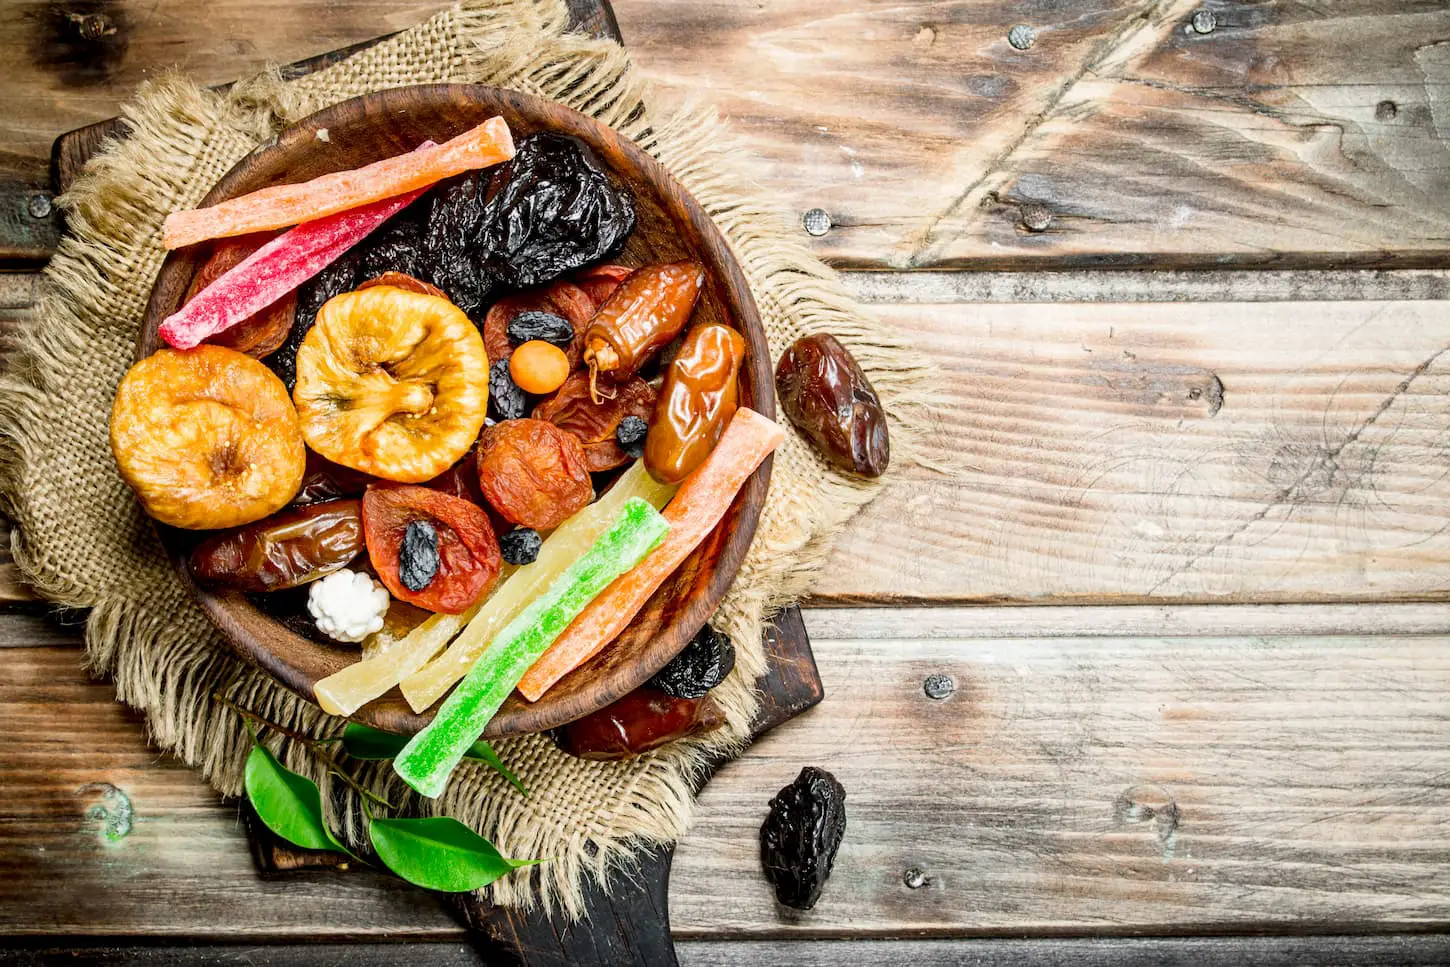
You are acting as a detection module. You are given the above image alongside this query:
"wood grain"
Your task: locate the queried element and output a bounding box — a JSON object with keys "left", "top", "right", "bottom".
{"left": 11, "top": 605, "right": 1450, "bottom": 938}
{"left": 6, "top": 1, "right": 1450, "bottom": 267}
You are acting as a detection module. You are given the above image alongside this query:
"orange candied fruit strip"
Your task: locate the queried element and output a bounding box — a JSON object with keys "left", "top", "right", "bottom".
{"left": 163, "top": 117, "right": 515, "bottom": 250}
{"left": 515, "top": 407, "right": 785, "bottom": 702}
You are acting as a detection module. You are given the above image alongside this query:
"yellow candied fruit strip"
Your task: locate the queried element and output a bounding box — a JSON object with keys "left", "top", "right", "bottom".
{"left": 399, "top": 461, "right": 676, "bottom": 713}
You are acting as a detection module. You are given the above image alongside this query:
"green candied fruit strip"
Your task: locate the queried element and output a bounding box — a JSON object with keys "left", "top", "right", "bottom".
{"left": 394, "top": 497, "right": 670, "bottom": 798}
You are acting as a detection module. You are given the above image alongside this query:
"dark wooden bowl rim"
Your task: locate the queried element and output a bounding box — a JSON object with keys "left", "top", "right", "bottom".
{"left": 137, "top": 83, "right": 773, "bottom": 738}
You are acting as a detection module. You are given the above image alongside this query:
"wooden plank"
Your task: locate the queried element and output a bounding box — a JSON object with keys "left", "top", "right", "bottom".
{"left": 11, "top": 606, "right": 1450, "bottom": 937}
{"left": 6, "top": 1, "right": 1450, "bottom": 266}
{"left": 814, "top": 298, "right": 1450, "bottom": 604}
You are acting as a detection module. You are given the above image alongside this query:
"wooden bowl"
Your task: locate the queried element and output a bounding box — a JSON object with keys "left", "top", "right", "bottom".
{"left": 138, "top": 84, "right": 772, "bottom": 738}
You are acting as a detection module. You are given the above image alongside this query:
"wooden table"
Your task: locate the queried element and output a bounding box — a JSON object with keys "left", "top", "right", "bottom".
{"left": 5, "top": 1, "right": 1450, "bottom": 963}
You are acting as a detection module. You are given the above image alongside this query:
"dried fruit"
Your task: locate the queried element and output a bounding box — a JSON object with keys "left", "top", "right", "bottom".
{"left": 110, "top": 346, "right": 305, "bottom": 529}
{"left": 499, "top": 527, "right": 542, "bottom": 566}
{"left": 583, "top": 262, "right": 704, "bottom": 398}
{"left": 571, "top": 263, "right": 633, "bottom": 308}
{"left": 644, "top": 324, "right": 745, "bottom": 484}
{"left": 775, "top": 333, "right": 889, "bottom": 478}
{"left": 189, "top": 499, "right": 363, "bottom": 592}
{"left": 363, "top": 485, "right": 501, "bottom": 614}
{"left": 648, "top": 623, "right": 736, "bottom": 699}
{"left": 357, "top": 270, "right": 447, "bottom": 300}
{"left": 616, "top": 416, "right": 648, "bottom": 460}
{"left": 400, "top": 520, "right": 441, "bottom": 592}
{"left": 475, "top": 419, "right": 592, "bottom": 529}
{"left": 476, "top": 133, "right": 635, "bottom": 288}
{"left": 759, "top": 767, "right": 847, "bottom": 910}
{"left": 506, "top": 310, "right": 574, "bottom": 349}
{"left": 274, "top": 253, "right": 361, "bottom": 391}
{"left": 488, "top": 360, "right": 529, "bottom": 422}
{"left": 184, "top": 234, "right": 296, "bottom": 357}
{"left": 293, "top": 284, "right": 489, "bottom": 483}
{"left": 482, "top": 281, "right": 593, "bottom": 370}
{"left": 423, "top": 447, "right": 486, "bottom": 507}
{"left": 533, "top": 373, "right": 657, "bottom": 472}
{"left": 552, "top": 690, "right": 725, "bottom": 761}
{"left": 509, "top": 341, "right": 570, "bottom": 395}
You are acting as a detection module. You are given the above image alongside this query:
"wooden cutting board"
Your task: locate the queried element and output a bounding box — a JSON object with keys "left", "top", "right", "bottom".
{"left": 49, "top": 4, "right": 825, "bottom": 963}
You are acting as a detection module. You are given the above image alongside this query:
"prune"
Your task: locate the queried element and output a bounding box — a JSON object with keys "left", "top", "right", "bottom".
{"left": 399, "top": 520, "right": 440, "bottom": 592}
{"left": 533, "top": 372, "right": 656, "bottom": 472}
{"left": 499, "top": 527, "right": 542, "bottom": 566}
{"left": 775, "top": 333, "right": 889, "bottom": 478}
{"left": 274, "top": 253, "right": 360, "bottom": 390}
{"left": 189, "top": 499, "right": 363, "bottom": 592}
{"left": 477, "top": 133, "right": 636, "bottom": 288}
{"left": 644, "top": 324, "right": 744, "bottom": 484}
{"left": 475, "top": 419, "right": 593, "bottom": 529}
{"left": 552, "top": 689, "right": 725, "bottom": 760}
{"left": 489, "top": 359, "right": 529, "bottom": 422}
{"left": 419, "top": 172, "right": 499, "bottom": 314}
{"left": 648, "top": 622, "right": 735, "bottom": 699}
{"left": 359, "top": 214, "right": 426, "bottom": 281}
{"left": 508, "top": 310, "right": 574, "bottom": 349}
{"left": 759, "top": 767, "right": 847, "bottom": 910}
{"left": 616, "top": 415, "right": 648, "bottom": 460}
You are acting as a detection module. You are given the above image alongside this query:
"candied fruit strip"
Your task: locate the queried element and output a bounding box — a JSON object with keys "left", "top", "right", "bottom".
{"left": 516, "top": 407, "right": 785, "bottom": 702}
{"left": 163, "top": 118, "right": 514, "bottom": 249}
{"left": 393, "top": 498, "right": 670, "bottom": 798}
{"left": 400, "top": 460, "right": 676, "bottom": 713}
{"left": 158, "top": 188, "right": 428, "bottom": 350}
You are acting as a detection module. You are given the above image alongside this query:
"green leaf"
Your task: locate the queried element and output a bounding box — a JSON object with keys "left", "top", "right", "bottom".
{"left": 368, "top": 816, "right": 539, "bottom": 892}
{"left": 244, "top": 744, "right": 352, "bottom": 858}
{"left": 342, "top": 723, "right": 527, "bottom": 796}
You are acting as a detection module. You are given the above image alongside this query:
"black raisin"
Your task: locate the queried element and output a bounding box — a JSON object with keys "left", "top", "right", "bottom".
{"left": 649, "top": 623, "right": 735, "bottom": 699}
{"left": 489, "top": 359, "right": 529, "bottom": 421}
{"left": 616, "top": 415, "right": 648, "bottom": 460}
{"left": 477, "top": 133, "right": 635, "bottom": 288}
{"left": 399, "top": 520, "right": 440, "bottom": 592}
{"left": 759, "top": 767, "right": 847, "bottom": 910}
{"left": 507, "top": 311, "right": 574, "bottom": 348}
{"left": 499, "top": 527, "right": 542, "bottom": 566}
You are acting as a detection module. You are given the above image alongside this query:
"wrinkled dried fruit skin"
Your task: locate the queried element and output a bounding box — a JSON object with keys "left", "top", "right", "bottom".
{"left": 571, "top": 263, "right": 633, "bottom": 308}
{"left": 185, "top": 233, "right": 296, "bottom": 358}
{"left": 291, "top": 451, "right": 375, "bottom": 507}
{"left": 189, "top": 499, "right": 363, "bottom": 592}
{"left": 583, "top": 262, "right": 705, "bottom": 386}
{"left": 110, "top": 346, "right": 306, "bottom": 530}
{"left": 553, "top": 689, "right": 725, "bottom": 761}
{"left": 488, "top": 359, "right": 529, "bottom": 422}
{"left": 482, "top": 281, "right": 593, "bottom": 370}
{"left": 616, "top": 415, "right": 648, "bottom": 460}
{"left": 760, "top": 766, "right": 847, "bottom": 910}
{"left": 776, "top": 333, "right": 889, "bottom": 478}
{"left": 476, "top": 133, "right": 635, "bottom": 288}
{"left": 358, "top": 214, "right": 428, "bottom": 284}
{"left": 475, "top": 419, "right": 593, "bottom": 529}
{"left": 399, "top": 520, "right": 441, "bottom": 591}
{"left": 420, "top": 173, "right": 498, "bottom": 314}
{"left": 274, "top": 253, "right": 360, "bottom": 391}
{"left": 507, "top": 310, "right": 574, "bottom": 349}
{"left": 293, "top": 285, "right": 490, "bottom": 483}
{"left": 532, "top": 372, "right": 657, "bottom": 472}
{"left": 357, "top": 271, "right": 448, "bottom": 300}
{"left": 363, "top": 485, "right": 501, "bottom": 613}
{"left": 498, "top": 527, "right": 542, "bottom": 566}
{"left": 648, "top": 622, "right": 736, "bottom": 699}
{"left": 644, "top": 324, "right": 745, "bottom": 484}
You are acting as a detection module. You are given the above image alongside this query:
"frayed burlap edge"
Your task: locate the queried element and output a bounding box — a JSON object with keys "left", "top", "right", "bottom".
{"left": 0, "top": 0, "right": 946, "bottom": 917}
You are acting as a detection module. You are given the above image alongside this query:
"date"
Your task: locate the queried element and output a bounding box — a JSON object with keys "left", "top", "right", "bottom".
{"left": 189, "top": 499, "right": 363, "bottom": 592}
{"left": 775, "top": 333, "right": 889, "bottom": 478}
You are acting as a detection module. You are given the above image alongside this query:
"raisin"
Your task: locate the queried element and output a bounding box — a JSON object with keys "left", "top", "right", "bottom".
{"left": 489, "top": 359, "right": 529, "bottom": 422}
{"left": 615, "top": 415, "right": 649, "bottom": 461}
{"left": 649, "top": 622, "right": 735, "bottom": 699}
{"left": 759, "top": 767, "right": 847, "bottom": 910}
{"left": 507, "top": 310, "right": 575, "bottom": 349}
{"left": 399, "top": 519, "right": 440, "bottom": 592}
{"left": 499, "top": 527, "right": 542, "bottom": 566}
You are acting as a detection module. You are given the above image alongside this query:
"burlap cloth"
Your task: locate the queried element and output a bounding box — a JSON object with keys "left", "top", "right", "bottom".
{"left": 0, "top": 0, "right": 939, "bottom": 914}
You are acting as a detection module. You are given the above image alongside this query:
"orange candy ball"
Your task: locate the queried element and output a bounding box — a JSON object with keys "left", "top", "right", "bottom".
{"left": 509, "top": 340, "right": 571, "bottom": 395}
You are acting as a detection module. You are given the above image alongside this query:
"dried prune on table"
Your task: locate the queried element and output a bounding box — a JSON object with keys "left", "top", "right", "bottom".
{"left": 552, "top": 689, "right": 726, "bottom": 761}
{"left": 399, "top": 520, "right": 441, "bottom": 592}
{"left": 649, "top": 622, "right": 736, "bottom": 699}
{"left": 507, "top": 310, "right": 575, "bottom": 349}
{"left": 489, "top": 359, "right": 529, "bottom": 422}
{"left": 476, "top": 133, "right": 636, "bottom": 288}
{"left": 616, "top": 415, "right": 648, "bottom": 460}
{"left": 759, "top": 766, "right": 847, "bottom": 910}
{"left": 499, "top": 527, "right": 542, "bottom": 566}
{"left": 775, "top": 333, "right": 889, "bottom": 478}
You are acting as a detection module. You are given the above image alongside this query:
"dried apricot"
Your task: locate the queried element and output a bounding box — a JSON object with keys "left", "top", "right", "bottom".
{"left": 481, "top": 280, "right": 593, "bottom": 368}
{"left": 184, "top": 234, "right": 296, "bottom": 358}
{"left": 363, "top": 484, "right": 501, "bottom": 613}
{"left": 475, "top": 419, "right": 592, "bottom": 528}
{"left": 533, "top": 371, "right": 657, "bottom": 472}
{"left": 293, "top": 284, "right": 489, "bottom": 483}
{"left": 110, "top": 346, "right": 305, "bottom": 529}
